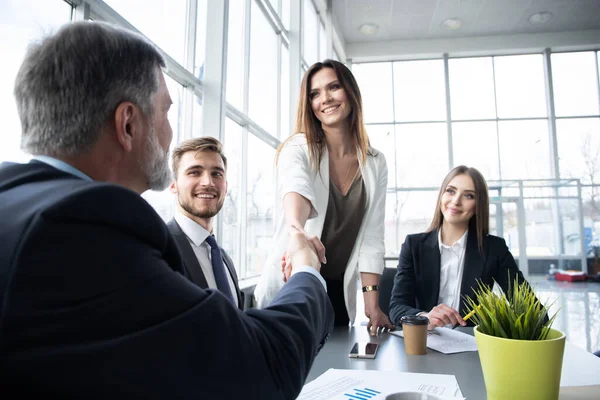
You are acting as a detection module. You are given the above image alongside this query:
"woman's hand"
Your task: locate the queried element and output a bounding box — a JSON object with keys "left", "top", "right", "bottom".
{"left": 365, "top": 305, "right": 395, "bottom": 336}
{"left": 288, "top": 224, "right": 326, "bottom": 265}
{"left": 422, "top": 304, "right": 465, "bottom": 330}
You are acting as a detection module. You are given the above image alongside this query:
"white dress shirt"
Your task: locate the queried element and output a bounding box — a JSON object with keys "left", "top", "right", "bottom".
{"left": 174, "top": 211, "right": 239, "bottom": 307}
{"left": 437, "top": 229, "right": 468, "bottom": 312}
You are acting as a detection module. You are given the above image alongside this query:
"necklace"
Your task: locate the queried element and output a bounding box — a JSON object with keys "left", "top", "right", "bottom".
{"left": 331, "top": 156, "right": 357, "bottom": 194}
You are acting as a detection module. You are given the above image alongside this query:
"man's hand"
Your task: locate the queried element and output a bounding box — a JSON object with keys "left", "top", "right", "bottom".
{"left": 422, "top": 304, "right": 465, "bottom": 330}
{"left": 281, "top": 227, "right": 320, "bottom": 282}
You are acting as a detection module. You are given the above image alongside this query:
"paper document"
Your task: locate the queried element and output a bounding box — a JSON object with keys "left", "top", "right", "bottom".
{"left": 390, "top": 327, "right": 478, "bottom": 354}
{"left": 298, "top": 369, "right": 464, "bottom": 400}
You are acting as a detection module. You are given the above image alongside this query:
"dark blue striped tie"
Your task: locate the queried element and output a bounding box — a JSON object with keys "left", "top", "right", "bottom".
{"left": 204, "top": 235, "right": 235, "bottom": 304}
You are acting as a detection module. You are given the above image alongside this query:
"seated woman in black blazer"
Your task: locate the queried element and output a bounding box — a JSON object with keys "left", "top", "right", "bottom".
{"left": 389, "top": 165, "right": 534, "bottom": 330}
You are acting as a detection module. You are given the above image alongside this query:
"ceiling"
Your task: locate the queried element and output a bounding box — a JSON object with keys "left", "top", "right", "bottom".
{"left": 333, "top": 0, "right": 600, "bottom": 43}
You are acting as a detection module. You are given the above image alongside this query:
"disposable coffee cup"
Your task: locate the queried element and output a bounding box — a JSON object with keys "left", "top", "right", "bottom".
{"left": 385, "top": 392, "right": 445, "bottom": 400}
{"left": 400, "top": 315, "right": 429, "bottom": 355}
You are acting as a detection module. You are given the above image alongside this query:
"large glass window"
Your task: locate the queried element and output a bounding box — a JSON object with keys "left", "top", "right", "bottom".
{"left": 104, "top": 0, "right": 188, "bottom": 66}
{"left": 246, "top": 135, "right": 275, "bottom": 278}
{"left": 222, "top": 119, "right": 244, "bottom": 273}
{"left": 557, "top": 118, "right": 600, "bottom": 183}
{"left": 448, "top": 57, "right": 496, "bottom": 120}
{"left": 395, "top": 123, "right": 448, "bottom": 187}
{"left": 280, "top": 43, "right": 290, "bottom": 138}
{"left": 302, "top": 0, "right": 318, "bottom": 66}
{"left": 248, "top": 0, "right": 278, "bottom": 135}
{"left": 366, "top": 124, "right": 397, "bottom": 188}
{"left": 393, "top": 191, "right": 439, "bottom": 254}
{"left": 498, "top": 120, "right": 551, "bottom": 179}
{"left": 494, "top": 54, "right": 547, "bottom": 118}
{"left": 0, "top": 0, "right": 72, "bottom": 163}
{"left": 194, "top": 0, "right": 208, "bottom": 79}
{"left": 552, "top": 52, "right": 600, "bottom": 117}
{"left": 352, "top": 62, "right": 394, "bottom": 123}
{"left": 393, "top": 59, "right": 446, "bottom": 122}
{"left": 452, "top": 121, "right": 500, "bottom": 180}
{"left": 226, "top": 0, "right": 245, "bottom": 110}
{"left": 319, "top": 21, "right": 327, "bottom": 62}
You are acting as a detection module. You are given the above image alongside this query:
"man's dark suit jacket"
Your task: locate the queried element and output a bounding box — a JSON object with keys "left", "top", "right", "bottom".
{"left": 0, "top": 161, "right": 333, "bottom": 399}
{"left": 389, "top": 229, "right": 531, "bottom": 326}
{"left": 167, "top": 218, "right": 244, "bottom": 309}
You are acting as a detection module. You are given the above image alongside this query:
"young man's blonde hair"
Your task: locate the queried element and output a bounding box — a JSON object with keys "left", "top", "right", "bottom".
{"left": 171, "top": 136, "right": 228, "bottom": 178}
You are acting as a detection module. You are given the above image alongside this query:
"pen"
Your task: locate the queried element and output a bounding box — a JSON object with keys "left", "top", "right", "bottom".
{"left": 452, "top": 305, "right": 481, "bottom": 329}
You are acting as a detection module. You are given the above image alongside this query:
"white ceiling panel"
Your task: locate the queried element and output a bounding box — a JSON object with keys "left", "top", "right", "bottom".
{"left": 333, "top": 0, "right": 600, "bottom": 43}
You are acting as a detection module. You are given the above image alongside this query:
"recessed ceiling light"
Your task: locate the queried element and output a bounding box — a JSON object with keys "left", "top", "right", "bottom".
{"left": 358, "top": 23, "right": 379, "bottom": 36}
{"left": 442, "top": 18, "right": 463, "bottom": 30}
{"left": 529, "top": 11, "right": 553, "bottom": 24}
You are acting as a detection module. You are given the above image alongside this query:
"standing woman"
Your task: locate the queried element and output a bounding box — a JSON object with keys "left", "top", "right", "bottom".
{"left": 254, "top": 60, "right": 393, "bottom": 333}
{"left": 389, "top": 166, "right": 537, "bottom": 329}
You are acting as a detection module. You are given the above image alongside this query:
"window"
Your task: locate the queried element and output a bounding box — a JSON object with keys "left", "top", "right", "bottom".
{"left": 302, "top": 0, "right": 318, "bottom": 66}
{"left": 498, "top": 120, "right": 551, "bottom": 179}
{"left": 352, "top": 62, "right": 394, "bottom": 123}
{"left": 394, "top": 190, "right": 439, "bottom": 253}
{"left": 226, "top": 0, "right": 245, "bottom": 110}
{"left": 395, "top": 123, "right": 449, "bottom": 187}
{"left": 448, "top": 57, "right": 496, "bottom": 120}
{"left": 194, "top": 0, "right": 208, "bottom": 79}
{"left": 319, "top": 21, "right": 327, "bottom": 62}
{"left": 394, "top": 59, "right": 446, "bottom": 122}
{"left": 366, "top": 124, "right": 396, "bottom": 188}
{"left": 494, "top": 54, "right": 547, "bottom": 119}
{"left": 552, "top": 52, "right": 600, "bottom": 117}
{"left": 557, "top": 118, "right": 600, "bottom": 183}
{"left": 248, "top": 0, "right": 278, "bottom": 135}
{"left": 0, "top": 0, "right": 72, "bottom": 163}
{"left": 280, "top": 43, "right": 290, "bottom": 138}
{"left": 452, "top": 121, "right": 500, "bottom": 180}
{"left": 104, "top": 0, "right": 188, "bottom": 67}
{"left": 222, "top": 119, "right": 244, "bottom": 273}
{"left": 246, "top": 135, "right": 275, "bottom": 278}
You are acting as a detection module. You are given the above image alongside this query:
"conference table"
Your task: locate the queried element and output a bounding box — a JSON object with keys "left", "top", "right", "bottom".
{"left": 306, "top": 326, "right": 600, "bottom": 399}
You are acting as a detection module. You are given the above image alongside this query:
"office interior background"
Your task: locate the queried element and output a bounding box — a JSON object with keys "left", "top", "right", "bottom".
{"left": 2, "top": 0, "right": 599, "bottom": 351}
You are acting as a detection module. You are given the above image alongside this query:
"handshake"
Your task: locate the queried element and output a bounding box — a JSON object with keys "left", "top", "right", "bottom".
{"left": 281, "top": 225, "right": 327, "bottom": 282}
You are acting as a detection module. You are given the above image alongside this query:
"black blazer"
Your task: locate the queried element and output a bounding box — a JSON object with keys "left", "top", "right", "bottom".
{"left": 0, "top": 161, "right": 333, "bottom": 399}
{"left": 167, "top": 218, "right": 244, "bottom": 310}
{"left": 389, "top": 229, "right": 531, "bottom": 326}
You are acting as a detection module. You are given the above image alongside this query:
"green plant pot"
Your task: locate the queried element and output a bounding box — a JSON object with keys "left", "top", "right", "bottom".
{"left": 474, "top": 326, "right": 566, "bottom": 400}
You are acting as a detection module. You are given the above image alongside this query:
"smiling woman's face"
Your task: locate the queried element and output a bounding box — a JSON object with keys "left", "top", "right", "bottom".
{"left": 309, "top": 67, "right": 351, "bottom": 129}
{"left": 441, "top": 173, "right": 476, "bottom": 228}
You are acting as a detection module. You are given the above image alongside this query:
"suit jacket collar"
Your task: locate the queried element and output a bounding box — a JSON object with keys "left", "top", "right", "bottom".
{"left": 167, "top": 218, "right": 209, "bottom": 288}
{"left": 173, "top": 211, "right": 210, "bottom": 247}
{"left": 167, "top": 218, "right": 243, "bottom": 309}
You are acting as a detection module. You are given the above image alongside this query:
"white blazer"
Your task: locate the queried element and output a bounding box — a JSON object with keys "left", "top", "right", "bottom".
{"left": 253, "top": 134, "right": 387, "bottom": 323}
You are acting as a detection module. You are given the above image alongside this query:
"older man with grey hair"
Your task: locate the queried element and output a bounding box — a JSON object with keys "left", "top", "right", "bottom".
{"left": 0, "top": 21, "right": 332, "bottom": 399}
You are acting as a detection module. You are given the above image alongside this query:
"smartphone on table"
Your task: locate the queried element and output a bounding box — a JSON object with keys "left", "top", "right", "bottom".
{"left": 349, "top": 342, "right": 379, "bottom": 359}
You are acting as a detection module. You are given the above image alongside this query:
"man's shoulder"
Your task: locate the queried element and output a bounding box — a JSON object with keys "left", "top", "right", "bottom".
{"left": 1, "top": 162, "right": 167, "bottom": 238}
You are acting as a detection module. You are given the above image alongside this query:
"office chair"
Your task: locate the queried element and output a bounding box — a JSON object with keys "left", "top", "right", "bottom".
{"left": 378, "top": 267, "right": 397, "bottom": 318}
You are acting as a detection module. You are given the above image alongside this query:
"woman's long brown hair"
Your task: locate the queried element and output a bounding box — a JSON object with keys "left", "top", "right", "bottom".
{"left": 276, "top": 59, "right": 371, "bottom": 170}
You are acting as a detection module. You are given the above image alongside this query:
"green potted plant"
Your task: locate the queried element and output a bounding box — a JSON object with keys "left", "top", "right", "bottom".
{"left": 466, "top": 277, "right": 564, "bottom": 400}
